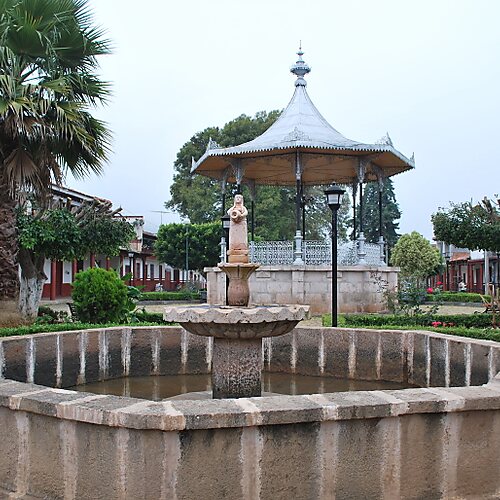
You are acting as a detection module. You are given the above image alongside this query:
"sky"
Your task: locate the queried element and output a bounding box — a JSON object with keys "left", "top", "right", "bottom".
{"left": 69, "top": 0, "right": 500, "bottom": 239}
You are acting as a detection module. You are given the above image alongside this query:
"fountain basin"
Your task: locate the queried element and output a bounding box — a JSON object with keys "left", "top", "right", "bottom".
{"left": 163, "top": 304, "right": 309, "bottom": 339}
{"left": 164, "top": 304, "right": 309, "bottom": 398}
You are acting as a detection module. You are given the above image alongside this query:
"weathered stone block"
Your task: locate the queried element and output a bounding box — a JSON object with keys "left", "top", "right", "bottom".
{"left": 430, "top": 336, "right": 447, "bottom": 387}
{"left": 176, "top": 428, "right": 243, "bottom": 499}
{"left": 323, "top": 329, "right": 350, "bottom": 378}
{"left": 159, "top": 328, "right": 183, "bottom": 375}
{"left": 470, "top": 343, "right": 490, "bottom": 386}
{"left": 130, "top": 328, "right": 154, "bottom": 376}
{"left": 399, "top": 413, "right": 446, "bottom": 499}
{"left": 0, "top": 407, "right": 19, "bottom": 492}
{"left": 449, "top": 340, "right": 467, "bottom": 387}
{"left": 33, "top": 335, "right": 57, "bottom": 387}
{"left": 2, "top": 338, "right": 28, "bottom": 383}
{"left": 354, "top": 330, "right": 378, "bottom": 380}
{"left": 260, "top": 422, "right": 321, "bottom": 500}
{"left": 27, "top": 413, "right": 64, "bottom": 499}
{"left": 60, "top": 332, "right": 80, "bottom": 388}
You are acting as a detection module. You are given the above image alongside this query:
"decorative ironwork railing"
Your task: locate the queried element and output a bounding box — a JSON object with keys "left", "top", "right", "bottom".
{"left": 249, "top": 240, "right": 382, "bottom": 266}
{"left": 249, "top": 241, "right": 294, "bottom": 265}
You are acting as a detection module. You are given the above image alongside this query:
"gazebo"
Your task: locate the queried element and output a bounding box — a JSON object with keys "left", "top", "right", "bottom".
{"left": 192, "top": 48, "right": 414, "bottom": 266}
{"left": 194, "top": 49, "right": 414, "bottom": 313}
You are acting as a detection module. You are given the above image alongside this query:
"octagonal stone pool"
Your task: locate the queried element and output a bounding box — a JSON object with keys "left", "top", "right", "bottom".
{"left": 1, "top": 325, "right": 500, "bottom": 499}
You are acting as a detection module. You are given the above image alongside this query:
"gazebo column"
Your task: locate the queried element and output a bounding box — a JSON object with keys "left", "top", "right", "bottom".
{"left": 247, "top": 180, "right": 257, "bottom": 242}
{"left": 231, "top": 159, "right": 244, "bottom": 196}
{"left": 220, "top": 172, "right": 229, "bottom": 262}
{"left": 293, "top": 152, "right": 304, "bottom": 265}
{"left": 352, "top": 182, "right": 357, "bottom": 240}
{"left": 356, "top": 159, "right": 367, "bottom": 264}
{"left": 301, "top": 189, "right": 306, "bottom": 239}
{"left": 375, "top": 168, "right": 386, "bottom": 266}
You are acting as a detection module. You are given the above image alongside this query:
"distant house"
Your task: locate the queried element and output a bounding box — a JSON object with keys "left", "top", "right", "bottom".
{"left": 41, "top": 185, "right": 205, "bottom": 300}
{"left": 431, "top": 241, "right": 499, "bottom": 294}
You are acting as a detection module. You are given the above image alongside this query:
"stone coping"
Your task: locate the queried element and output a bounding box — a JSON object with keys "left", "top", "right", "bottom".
{"left": 205, "top": 265, "right": 397, "bottom": 272}
{"left": 1, "top": 374, "right": 500, "bottom": 432}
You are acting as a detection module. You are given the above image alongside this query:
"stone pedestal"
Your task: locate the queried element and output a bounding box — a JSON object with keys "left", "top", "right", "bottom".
{"left": 212, "top": 338, "right": 261, "bottom": 398}
{"left": 218, "top": 263, "right": 259, "bottom": 306}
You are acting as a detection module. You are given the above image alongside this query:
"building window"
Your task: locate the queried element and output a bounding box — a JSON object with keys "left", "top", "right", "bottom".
{"left": 150, "top": 264, "right": 155, "bottom": 279}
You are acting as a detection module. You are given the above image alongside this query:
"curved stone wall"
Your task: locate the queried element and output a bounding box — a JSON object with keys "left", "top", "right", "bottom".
{"left": 1, "top": 326, "right": 500, "bottom": 499}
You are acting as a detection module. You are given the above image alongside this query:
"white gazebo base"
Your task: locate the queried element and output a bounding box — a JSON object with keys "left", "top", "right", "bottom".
{"left": 205, "top": 264, "right": 399, "bottom": 315}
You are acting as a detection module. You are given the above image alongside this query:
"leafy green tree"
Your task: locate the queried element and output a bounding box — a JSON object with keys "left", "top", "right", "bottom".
{"left": 167, "top": 112, "right": 281, "bottom": 223}
{"left": 0, "top": 0, "right": 111, "bottom": 325}
{"left": 391, "top": 231, "right": 441, "bottom": 282}
{"left": 359, "top": 178, "right": 401, "bottom": 249}
{"left": 17, "top": 202, "right": 134, "bottom": 321}
{"left": 155, "top": 222, "right": 220, "bottom": 272}
{"left": 432, "top": 197, "right": 500, "bottom": 253}
{"left": 166, "top": 112, "right": 351, "bottom": 240}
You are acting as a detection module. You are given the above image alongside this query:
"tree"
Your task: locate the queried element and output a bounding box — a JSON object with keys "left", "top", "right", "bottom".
{"left": 432, "top": 197, "right": 500, "bottom": 253}
{"left": 155, "top": 222, "right": 221, "bottom": 272}
{"left": 359, "top": 178, "right": 401, "bottom": 249}
{"left": 0, "top": 0, "right": 111, "bottom": 324}
{"left": 167, "top": 112, "right": 281, "bottom": 223}
{"left": 390, "top": 231, "right": 441, "bottom": 283}
{"left": 166, "top": 112, "right": 351, "bottom": 240}
{"left": 17, "top": 199, "right": 134, "bottom": 321}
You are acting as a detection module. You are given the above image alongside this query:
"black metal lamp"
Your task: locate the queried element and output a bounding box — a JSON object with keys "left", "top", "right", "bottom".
{"left": 324, "top": 184, "right": 345, "bottom": 327}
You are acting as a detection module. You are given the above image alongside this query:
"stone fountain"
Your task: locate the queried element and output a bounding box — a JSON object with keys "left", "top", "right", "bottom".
{"left": 165, "top": 194, "right": 309, "bottom": 398}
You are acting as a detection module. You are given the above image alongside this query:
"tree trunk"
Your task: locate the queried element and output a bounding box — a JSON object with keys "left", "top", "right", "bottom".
{"left": 0, "top": 172, "right": 22, "bottom": 326}
{"left": 18, "top": 249, "right": 47, "bottom": 323}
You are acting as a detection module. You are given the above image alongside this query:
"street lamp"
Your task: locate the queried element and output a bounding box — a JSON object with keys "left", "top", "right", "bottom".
{"left": 127, "top": 252, "right": 134, "bottom": 286}
{"left": 325, "top": 184, "right": 345, "bottom": 327}
{"left": 221, "top": 214, "right": 230, "bottom": 304}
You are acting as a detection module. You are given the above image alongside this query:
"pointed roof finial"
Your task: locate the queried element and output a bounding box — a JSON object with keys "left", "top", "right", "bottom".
{"left": 290, "top": 44, "right": 311, "bottom": 86}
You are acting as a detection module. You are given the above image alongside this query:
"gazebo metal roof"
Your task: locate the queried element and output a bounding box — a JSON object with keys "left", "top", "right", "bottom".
{"left": 191, "top": 49, "right": 415, "bottom": 186}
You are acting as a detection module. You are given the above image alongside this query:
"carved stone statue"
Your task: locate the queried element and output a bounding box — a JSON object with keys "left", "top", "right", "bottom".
{"left": 227, "top": 194, "right": 249, "bottom": 264}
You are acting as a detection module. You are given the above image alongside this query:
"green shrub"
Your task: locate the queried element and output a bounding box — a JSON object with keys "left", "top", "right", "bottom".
{"left": 36, "top": 306, "right": 69, "bottom": 324}
{"left": 426, "top": 292, "right": 490, "bottom": 303}
{"left": 72, "top": 268, "right": 134, "bottom": 324}
{"left": 133, "top": 310, "right": 168, "bottom": 324}
{"left": 140, "top": 291, "right": 199, "bottom": 301}
{"left": 323, "top": 313, "right": 494, "bottom": 330}
{"left": 0, "top": 321, "right": 161, "bottom": 337}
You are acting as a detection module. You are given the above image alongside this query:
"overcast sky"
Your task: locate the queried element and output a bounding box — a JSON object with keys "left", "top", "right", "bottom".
{"left": 69, "top": 0, "right": 500, "bottom": 239}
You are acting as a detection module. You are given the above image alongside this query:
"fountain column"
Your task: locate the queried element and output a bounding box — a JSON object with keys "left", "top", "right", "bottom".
{"left": 212, "top": 338, "right": 262, "bottom": 398}
{"left": 164, "top": 194, "right": 309, "bottom": 399}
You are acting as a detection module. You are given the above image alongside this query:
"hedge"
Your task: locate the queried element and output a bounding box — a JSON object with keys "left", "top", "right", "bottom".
{"left": 133, "top": 311, "right": 168, "bottom": 324}
{"left": 426, "top": 292, "right": 491, "bottom": 303}
{"left": 321, "top": 314, "right": 500, "bottom": 342}
{"left": 139, "top": 291, "right": 200, "bottom": 301}
{"left": 0, "top": 321, "right": 156, "bottom": 338}
{"left": 341, "top": 314, "right": 494, "bottom": 329}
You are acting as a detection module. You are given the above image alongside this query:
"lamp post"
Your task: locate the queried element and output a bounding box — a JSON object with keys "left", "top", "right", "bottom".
{"left": 325, "top": 184, "right": 345, "bottom": 327}
{"left": 221, "top": 214, "right": 230, "bottom": 304}
{"left": 444, "top": 251, "right": 451, "bottom": 291}
{"left": 127, "top": 252, "right": 134, "bottom": 286}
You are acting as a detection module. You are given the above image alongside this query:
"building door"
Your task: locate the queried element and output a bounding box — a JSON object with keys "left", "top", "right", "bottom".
{"left": 55, "top": 261, "right": 63, "bottom": 297}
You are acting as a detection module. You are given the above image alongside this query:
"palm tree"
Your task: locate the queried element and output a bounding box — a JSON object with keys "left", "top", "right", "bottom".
{"left": 0, "top": 0, "right": 112, "bottom": 324}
